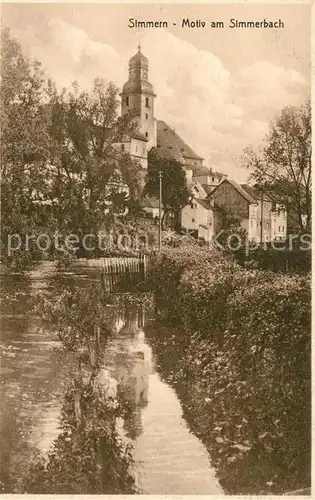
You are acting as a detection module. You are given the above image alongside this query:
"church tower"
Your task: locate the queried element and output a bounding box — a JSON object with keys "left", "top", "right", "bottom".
{"left": 120, "top": 45, "right": 157, "bottom": 150}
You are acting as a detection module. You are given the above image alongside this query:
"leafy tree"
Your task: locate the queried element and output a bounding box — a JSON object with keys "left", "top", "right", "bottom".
{"left": 47, "top": 79, "right": 143, "bottom": 238}
{"left": 144, "top": 149, "right": 189, "bottom": 229}
{"left": 0, "top": 27, "right": 55, "bottom": 265}
{"left": 1, "top": 28, "right": 143, "bottom": 265}
{"left": 243, "top": 101, "right": 311, "bottom": 233}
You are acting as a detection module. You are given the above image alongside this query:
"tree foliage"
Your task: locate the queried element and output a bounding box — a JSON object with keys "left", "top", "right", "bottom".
{"left": 1, "top": 28, "right": 143, "bottom": 265}
{"left": 46, "top": 78, "right": 142, "bottom": 235}
{"left": 243, "top": 101, "right": 311, "bottom": 232}
{"left": 144, "top": 149, "right": 189, "bottom": 228}
{"left": 1, "top": 27, "right": 54, "bottom": 264}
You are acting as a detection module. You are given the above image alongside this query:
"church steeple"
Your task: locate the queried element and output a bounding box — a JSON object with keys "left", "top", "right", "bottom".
{"left": 120, "top": 45, "right": 157, "bottom": 150}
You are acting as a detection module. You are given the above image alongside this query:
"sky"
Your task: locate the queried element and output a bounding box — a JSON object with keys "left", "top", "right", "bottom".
{"left": 2, "top": 2, "right": 311, "bottom": 182}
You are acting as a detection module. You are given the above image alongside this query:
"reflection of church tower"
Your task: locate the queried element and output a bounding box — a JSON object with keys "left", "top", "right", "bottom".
{"left": 114, "top": 307, "right": 152, "bottom": 440}
{"left": 120, "top": 44, "right": 157, "bottom": 151}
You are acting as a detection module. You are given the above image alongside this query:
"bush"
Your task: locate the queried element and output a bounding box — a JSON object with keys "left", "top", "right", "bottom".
{"left": 234, "top": 246, "right": 311, "bottom": 274}
{"left": 178, "top": 259, "right": 256, "bottom": 336}
{"left": 148, "top": 246, "right": 311, "bottom": 494}
{"left": 149, "top": 247, "right": 234, "bottom": 323}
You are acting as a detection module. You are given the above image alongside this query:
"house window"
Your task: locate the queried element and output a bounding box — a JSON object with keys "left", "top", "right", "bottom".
{"left": 145, "top": 97, "right": 149, "bottom": 107}
{"left": 192, "top": 218, "right": 195, "bottom": 223}
{"left": 142, "top": 147, "right": 145, "bottom": 154}
{"left": 212, "top": 177, "right": 215, "bottom": 182}
{"left": 121, "top": 144, "right": 125, "bottom": 151}
{"left": 135, "top": 145, "right": 138, "bottom": 152}
{"left": 282, "top": 225, "right": 284, "bottom": 232}
{"left": 145, "top": 113, "right": 148, "bottom": 119}
{"left": 126, "top": 97, "right": 129, "bottom": 106}
{"left": 145, "top": 132, "right": 148, "bottom": 138}
{"left": 278, "top": 226, "right": 281, "bottom": 232}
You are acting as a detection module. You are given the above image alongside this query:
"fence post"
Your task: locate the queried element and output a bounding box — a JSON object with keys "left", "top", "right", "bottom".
{"left": 101, "top": 255, "right": 148, "bottom": 292}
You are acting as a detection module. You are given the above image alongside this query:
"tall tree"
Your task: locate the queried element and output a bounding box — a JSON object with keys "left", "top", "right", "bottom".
{"left": 47, "top": 79, "right": 142, "bottom": 236}
{"left": 1, "top": 27, "right": 54, "bottom": 264}
{"left": 243, "top": 101, "right": 311, "bottom": 232}
{"left": 144, "top": 149, "right": 189, "bottom": 229}
{"left": 1, "top": 28, "right": 143, "bottom": 264}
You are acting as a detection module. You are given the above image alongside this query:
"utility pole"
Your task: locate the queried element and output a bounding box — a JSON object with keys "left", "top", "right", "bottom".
{"left": 158, "top": 170, "right": 163, "bottom": 252}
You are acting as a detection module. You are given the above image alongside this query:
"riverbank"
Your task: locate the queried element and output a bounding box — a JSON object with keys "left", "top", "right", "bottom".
{"left": 148, "top": 247, "right": 311, "bottom": 494}
{"left": 24, "top": 284, "right": 145, "bottom": 494}
{"left": 1, "top": 261, "right": 223, "bottom": 494}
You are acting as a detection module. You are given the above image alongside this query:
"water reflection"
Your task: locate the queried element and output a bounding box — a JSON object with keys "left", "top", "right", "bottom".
{"left": 101, "top": 305, "right": 222, "bottom": 494}
{"left": 0, "top": 264, "right": 77, "bottom": 493}
{"left": 1, "top": 261, "right": 222, "bottom": 495}
{"left": 104, "top": 307, "right": 152, "bottom": 441}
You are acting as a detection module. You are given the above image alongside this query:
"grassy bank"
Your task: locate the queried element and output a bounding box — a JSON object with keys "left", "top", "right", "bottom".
{"left": 148, "top": 247, "right": 311, "bottom": 494}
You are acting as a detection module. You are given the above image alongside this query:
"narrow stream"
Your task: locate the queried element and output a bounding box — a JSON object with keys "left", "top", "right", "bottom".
{"left": 0, "top": 260, "right": 222, "bottom": 494}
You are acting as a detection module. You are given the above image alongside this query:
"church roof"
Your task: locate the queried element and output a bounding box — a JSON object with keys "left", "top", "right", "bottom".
{"left": 122, "top": 46, "right": 155, "bottom": 96}
{"left": 129, "top": 47, "right": 148, "bottom": 67}
{"left": 150, "top": 145, "right": 185, "bottom": 163}
{"left": 122, "top": 79, "right": 155, "bottom": 95}
{"left": 156, "top": 120, "right": 203, "bottom": 162}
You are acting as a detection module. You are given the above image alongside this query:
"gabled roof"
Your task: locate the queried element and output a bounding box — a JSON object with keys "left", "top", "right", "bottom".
{"left": 241, "top": 184, "right": 273, "bottom": 203}
{"left": 210, "top": 178, "right": 258, "bottom": 205}
{"left": 121, "top": 130, "right": 148, "bottom": 142}
{"left": 191, "top": 181, "right": 207, "bottom": 194}
{"left": 196, "top": 198, "right": 212, "bottom": 210}
{"left": 128, "top": 130, "right": 149, "bottom": 142}
{"left": 157, "top": 120, "right": 203, "bottom": 161}
{"left": 201, "top": 184, "right": 215, "bottom": 195}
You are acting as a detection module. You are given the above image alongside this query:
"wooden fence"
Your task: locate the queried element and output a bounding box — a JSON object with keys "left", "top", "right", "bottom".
{"left": 101, "top": 253, "right": 149, "bottom": 292}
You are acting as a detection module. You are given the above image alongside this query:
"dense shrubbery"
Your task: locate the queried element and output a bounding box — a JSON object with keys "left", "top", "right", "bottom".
{"left": 234, "top": 245, "right": 311, "bottom": 274}
{"left": 148, "top": 247, "right": 311, "bottom": 494}
{"left": 24, "top": 378, "right": 136, "bottom": 494}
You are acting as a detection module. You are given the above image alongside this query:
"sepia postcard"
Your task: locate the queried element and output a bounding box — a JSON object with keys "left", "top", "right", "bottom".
{"left": 0, "top": 1, "right": 312, "bottom": 496}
